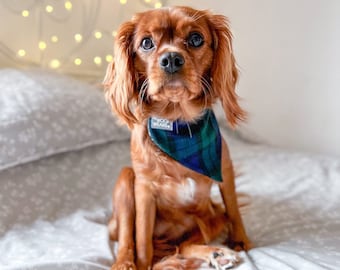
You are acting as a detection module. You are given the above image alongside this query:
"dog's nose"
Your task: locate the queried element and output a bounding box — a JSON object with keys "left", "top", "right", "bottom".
{"left": 159, "top": 52, "right": 185, "bottom": 74}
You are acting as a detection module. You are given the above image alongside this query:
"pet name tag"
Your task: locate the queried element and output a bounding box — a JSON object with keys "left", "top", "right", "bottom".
{"left": 150, "top": 117, "right": 173, "bottom": 131}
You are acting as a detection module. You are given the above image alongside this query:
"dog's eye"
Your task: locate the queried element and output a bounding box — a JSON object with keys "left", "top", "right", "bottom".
{"left": 141, "top": 37, "right": 154, "bottom": 51}
{"left": 188, "top": 32, "right": 204, "bottom": 48}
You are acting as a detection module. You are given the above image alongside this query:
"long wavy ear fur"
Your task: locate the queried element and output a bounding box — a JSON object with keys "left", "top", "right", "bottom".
{"left": 208, "top": 14, "right": 247, "bottom": 128}
{"left": 103, "top": 20, "right": 138, "bottom": 129}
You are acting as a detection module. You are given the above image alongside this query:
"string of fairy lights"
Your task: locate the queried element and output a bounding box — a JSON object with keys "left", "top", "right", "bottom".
{"left": 0, "top": 0, "right": 166, "bottom": 77}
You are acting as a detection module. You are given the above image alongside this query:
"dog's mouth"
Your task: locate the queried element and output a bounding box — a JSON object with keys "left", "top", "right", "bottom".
{"left": 149, "top": 79, "right": 198, "bottom": 103}
{"left": 139, "top": 74, "right": 211, "bottom": 121}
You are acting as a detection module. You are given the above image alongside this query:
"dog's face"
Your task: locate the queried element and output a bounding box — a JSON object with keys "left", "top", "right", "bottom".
{"left": 133, "top": 8, "right": 213, "bottom": 110}
{"left": 104, "top": 6, "right": 245, "bottom": 127}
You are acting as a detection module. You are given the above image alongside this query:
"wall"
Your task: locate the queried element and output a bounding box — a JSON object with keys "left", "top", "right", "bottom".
{"left": 179, "top": 0, "right": 340, "bottom": 157}
{"left": 1, "top": 0, "right": 339, "bottom": 157}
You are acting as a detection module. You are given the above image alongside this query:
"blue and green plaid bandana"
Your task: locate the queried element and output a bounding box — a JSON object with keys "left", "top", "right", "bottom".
{"left": 147, "top": 109, "right": 222, "bottom": 182}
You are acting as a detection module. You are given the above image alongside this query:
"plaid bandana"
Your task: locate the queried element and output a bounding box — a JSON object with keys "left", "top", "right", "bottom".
{"left": 147, "top": 109, "right": 222, "bottom": 182}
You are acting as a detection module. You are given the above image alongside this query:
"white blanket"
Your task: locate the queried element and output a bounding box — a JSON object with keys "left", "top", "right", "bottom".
{"left": 1, "top": 69, "right": 339, "bottom": 270}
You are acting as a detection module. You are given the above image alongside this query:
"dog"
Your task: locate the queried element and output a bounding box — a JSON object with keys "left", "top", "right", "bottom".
{"left": 103, "top": 6, "right": 252, "bottom": 270}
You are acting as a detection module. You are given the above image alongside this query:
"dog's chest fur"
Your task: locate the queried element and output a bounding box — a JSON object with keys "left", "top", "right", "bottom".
{"left": 132, "top": 124, "right": 225, "bottom": 207}
{"left": 155, "top": 176, "right": 224, "bottom": 208}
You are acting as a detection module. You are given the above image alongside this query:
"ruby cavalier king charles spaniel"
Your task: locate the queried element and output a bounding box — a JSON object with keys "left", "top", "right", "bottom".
{"left": 104, "top": 6, "right": 252, "bottom": 270}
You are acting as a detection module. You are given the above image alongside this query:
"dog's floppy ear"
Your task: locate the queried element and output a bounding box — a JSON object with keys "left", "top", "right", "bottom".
{"left": 103, "top": 20, "right": 138, "bottom": 129}
{"left": 208, "top": 14, "right": 246, "bottom": 128}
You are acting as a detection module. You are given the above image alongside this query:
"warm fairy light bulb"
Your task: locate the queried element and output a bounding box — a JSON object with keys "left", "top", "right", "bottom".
{"left": 22, "top": 10, "right": 29, "bottom": 17}
{"left": 154, "top": 2, "right": 162, "bottom": 8}
{"left": 145, "top": 0, "right": 151, "bottom": 3}
{"left": 51, "top": 35, "right": 58, "bottom": 43}
{"left": 105, "top": 54, "right": 113, "bottom": 62}
{"left": 45, "top": 5, "right": 54, "bottom": 13}
{"left": 112, "top": 31, "right": 117, "bottom": 37}
{"left": 120, "top": 0, "right": 127, "bottom": 5}
{"left": 17, "top": 49, "right": 26, "bottom": 57}
{"left": 74, "top": 58, "right": 82, "bottom": 66}
{"left": 94, "top": 56, "right": 102, "bottom": 66}
{"left": 74, "top": 33, "right": 83, "bottom": 42}
{"left": 94, "top": 31, "right": 102, "bottom": 39}
{"left": 38, "top": 41, "right": 47, "bottom": 50}
{"left": 65, "top": 1, "right": 72, "bottom": 11}
{"left": 49, "top": 59, "right": 61, "bottom": 69}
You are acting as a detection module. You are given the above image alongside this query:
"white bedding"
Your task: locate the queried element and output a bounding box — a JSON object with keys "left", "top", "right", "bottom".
{"left": 1, "top": 69, "right": 340, "bottom": 270}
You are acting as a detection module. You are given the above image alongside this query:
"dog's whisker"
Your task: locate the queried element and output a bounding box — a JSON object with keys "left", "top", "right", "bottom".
{"left": 186, "top": 122, "right": 193, "bottom": 138}
{"left": 138, "top": 79, "right": 149, "bottom": 111}
{"left": 141, "top": 78, "right": 149, "bottom": 95}
{"left": 201, "top": 85, "right": 209, "bottom": 110}
{"left": 201, "top": 76, "right": 212, "bottom": 94}
{"left": 138, "top": 90, "right": 145, "bottom": 111}
{"left": 157, "top": 100, "right": 172, "bottom": 118}
{"left": 200, "top": 76, "right": 213, "bottom": 110}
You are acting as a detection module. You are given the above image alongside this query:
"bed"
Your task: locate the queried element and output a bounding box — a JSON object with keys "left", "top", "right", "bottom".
{"left": 0, "top": 68, "right": 340, "bottom": 270}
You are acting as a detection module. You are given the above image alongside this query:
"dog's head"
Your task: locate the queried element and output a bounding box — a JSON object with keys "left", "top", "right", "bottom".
{"left": 104, "top": 6, "right": 246, "bottom": 128}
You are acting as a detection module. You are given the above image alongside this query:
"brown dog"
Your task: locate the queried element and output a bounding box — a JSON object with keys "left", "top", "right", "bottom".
{"left": 104, "top": 6, "right": 252, "bottom": 270}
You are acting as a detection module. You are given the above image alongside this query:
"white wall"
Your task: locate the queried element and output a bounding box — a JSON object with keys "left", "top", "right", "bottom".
{"left": 177, "top": 0, "right": 340, "bottom": 157}
{"left": 1, "top": 0, "right": 339, "bottom": 157}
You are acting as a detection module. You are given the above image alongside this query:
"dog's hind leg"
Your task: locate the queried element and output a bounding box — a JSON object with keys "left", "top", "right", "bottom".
{"left": 110, "top": 167, "right": 137, "bottom": 270}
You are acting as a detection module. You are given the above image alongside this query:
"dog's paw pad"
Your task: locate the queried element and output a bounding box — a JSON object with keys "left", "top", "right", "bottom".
{"left": 209, "top": 249, "right": 240, "bottom": 270}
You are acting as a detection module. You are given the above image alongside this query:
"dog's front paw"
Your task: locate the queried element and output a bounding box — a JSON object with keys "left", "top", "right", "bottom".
{"left": 111, "top": 261, "right": 136, "bottom": 270}
{"left": 209, "top": 248, "right": 240, "bottom": 270}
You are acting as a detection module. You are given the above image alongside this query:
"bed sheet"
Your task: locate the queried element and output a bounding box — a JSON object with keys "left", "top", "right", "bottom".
{"left": 1, "top": 129, "right": 340, "bottom": 270}
{"left": 0, "top": 141, "right": 130, "bottom": 269}
{"left": 228, "top": 131, "right": 340, "bottom": 270}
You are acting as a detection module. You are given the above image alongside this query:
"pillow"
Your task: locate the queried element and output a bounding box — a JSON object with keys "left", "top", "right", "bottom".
{"left": 0, "top": 68, "right": 129, "bottom": 170}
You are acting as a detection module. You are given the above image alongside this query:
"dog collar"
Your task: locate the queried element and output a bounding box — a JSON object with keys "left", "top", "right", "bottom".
{"left": 147, "top": 109, "right": 222, "bottom": 182}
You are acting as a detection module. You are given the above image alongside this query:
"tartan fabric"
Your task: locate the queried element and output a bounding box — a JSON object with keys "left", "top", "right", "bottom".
{"left": 147, "top": 110, "right": 222, "bottom": 182}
